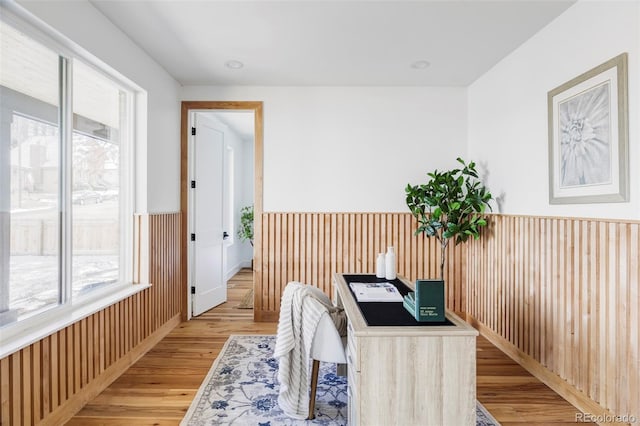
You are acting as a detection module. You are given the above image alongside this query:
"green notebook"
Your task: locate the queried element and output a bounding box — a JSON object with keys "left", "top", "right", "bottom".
{"left": 414, "top": 279, "right": 445, "bottom": 322}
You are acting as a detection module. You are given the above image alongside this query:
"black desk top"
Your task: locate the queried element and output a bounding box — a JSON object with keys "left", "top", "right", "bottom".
{"left": 342, "top": 274, "right": 453, "bottom": 327}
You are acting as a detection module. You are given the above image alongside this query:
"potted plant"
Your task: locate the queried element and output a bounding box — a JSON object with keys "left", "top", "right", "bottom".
{"left": 404, "top": 158, "right": 492, "bottom": 321}
{"left": 406, "top": 158, "right": 492, "bottom": 279}
{"left": 238, "top": 205, "right": 254, "bottom": 246}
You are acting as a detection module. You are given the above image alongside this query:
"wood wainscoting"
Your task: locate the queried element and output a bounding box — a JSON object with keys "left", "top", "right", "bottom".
{"left": 255, "top": 212, "right": 638, "bottom": 422}
{"left": 255, "top": 212, "right": 466, "bottom": 321}
{"left": 0, "top": 212, "right": 182, "bottom": 426}
{"left": 467, "top": 214, "right": 639, "bottom": 423}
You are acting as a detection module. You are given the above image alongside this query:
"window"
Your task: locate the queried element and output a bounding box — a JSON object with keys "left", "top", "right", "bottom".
{"left": 71, "top": 59, "right": 128, "bottom": 298}
{"left": 0, "top": 16, "right": 135, "bottom": 334}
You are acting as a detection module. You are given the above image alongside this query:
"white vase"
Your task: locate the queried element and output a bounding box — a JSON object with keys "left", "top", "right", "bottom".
{"left": 376, "top": 253, "right": 386, "bottom": 278}
{"left": 385, "top": 246, "right": 396, "bottom": 280}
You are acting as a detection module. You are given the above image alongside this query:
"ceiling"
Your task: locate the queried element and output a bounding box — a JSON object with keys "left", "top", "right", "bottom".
{"left": 91, "top": 0, "right": 575, "bottom": 87}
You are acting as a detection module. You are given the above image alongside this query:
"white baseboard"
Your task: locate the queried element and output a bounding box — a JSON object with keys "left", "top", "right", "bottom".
{"left": 225, "top": 260, "right": 253, "bottom": 281}
{"left": 225, "top": 263, "right": 243, "bottom": 281}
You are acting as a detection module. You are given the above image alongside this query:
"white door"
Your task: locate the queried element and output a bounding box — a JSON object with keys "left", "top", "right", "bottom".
{"left": 191, "top": 115, "right": 227, "bottom": 316}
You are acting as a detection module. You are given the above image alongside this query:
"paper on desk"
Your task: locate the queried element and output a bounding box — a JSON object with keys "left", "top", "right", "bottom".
{"left": 348, "top": 282, "right": 404, "bottom": 302}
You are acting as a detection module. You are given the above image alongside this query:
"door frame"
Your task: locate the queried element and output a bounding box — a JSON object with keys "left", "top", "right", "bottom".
{"left": 180, "top": 101, "right": 263, "bottom": 321}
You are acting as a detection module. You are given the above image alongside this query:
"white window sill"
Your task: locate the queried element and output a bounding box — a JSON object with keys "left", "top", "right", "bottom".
{"left": 0, "top": 283, "right": 151, "bottom": 359}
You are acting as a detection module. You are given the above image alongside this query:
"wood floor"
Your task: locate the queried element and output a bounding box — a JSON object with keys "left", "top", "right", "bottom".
{"left": 67, "top": 269, "right": 594, "bottom": 425}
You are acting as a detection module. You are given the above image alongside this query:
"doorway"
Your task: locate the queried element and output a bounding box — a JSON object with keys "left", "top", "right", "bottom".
{"left": 180, "top": 101, "right": 263, "bottom": 321}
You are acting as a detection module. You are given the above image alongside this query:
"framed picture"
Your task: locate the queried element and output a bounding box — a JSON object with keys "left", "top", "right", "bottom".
{"left": 548, "top": 53, "right": 629, "bottom": 204}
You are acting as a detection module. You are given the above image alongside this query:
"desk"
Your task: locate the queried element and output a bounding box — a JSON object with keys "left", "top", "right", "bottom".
{"left": 334, "top": 273, "right": 478, "bottom": 426}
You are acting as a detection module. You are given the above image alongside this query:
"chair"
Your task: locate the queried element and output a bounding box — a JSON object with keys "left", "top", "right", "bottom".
{"left": 308, "top": 308, "right": 347, "bottom": 419}
{"left": 274, "top": 282, "right": 347, "bottom": 420}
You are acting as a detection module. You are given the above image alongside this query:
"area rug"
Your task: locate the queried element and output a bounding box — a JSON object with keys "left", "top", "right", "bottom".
{"left": 181, "top": 335, "right": 500, "bottom": 425}
{"left": 235, "top": 288, "right": 254, "bottom": 309}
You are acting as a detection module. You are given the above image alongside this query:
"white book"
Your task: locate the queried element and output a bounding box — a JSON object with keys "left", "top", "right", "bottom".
{"left": 348, "top": 282, "right": 403, "bottom": 302}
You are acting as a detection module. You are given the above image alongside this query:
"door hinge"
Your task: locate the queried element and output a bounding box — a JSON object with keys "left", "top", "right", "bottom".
{"left": 190, "top": 233, "right": 196, "bottom": 241}
{"left": 191, "top": 286, "right": 196, "bottom": 294}
{"left": 191, "top": 180, "right": 196, "bottom": 189}
{"left": 191, "top": 127, "right": 196, "bottom": 136}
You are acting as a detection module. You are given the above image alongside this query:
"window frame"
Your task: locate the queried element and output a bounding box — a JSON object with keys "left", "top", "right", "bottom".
{"left": 0, "top": 4, "right": 148, "bottom": 359}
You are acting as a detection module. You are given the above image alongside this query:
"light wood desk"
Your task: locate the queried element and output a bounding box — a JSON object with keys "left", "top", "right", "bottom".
{"left": 333, "top": 273, "right": 478, "bottom": 426}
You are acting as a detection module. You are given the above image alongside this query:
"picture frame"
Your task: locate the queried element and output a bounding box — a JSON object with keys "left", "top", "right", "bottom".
{"left": 548, "top": 53, "right": 629, "bottom": 204}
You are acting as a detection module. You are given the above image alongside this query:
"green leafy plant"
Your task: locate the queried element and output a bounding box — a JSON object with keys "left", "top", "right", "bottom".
{"left": 406, "top": 158, "right": 492, "bottom": 280}
{"left": 238, "top": 205, "right": 254, "bottom": 246}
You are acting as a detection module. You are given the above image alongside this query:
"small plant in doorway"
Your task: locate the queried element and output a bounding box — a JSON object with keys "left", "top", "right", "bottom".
{"left": 238, "top": 205, "right": 254, "bottom": 246}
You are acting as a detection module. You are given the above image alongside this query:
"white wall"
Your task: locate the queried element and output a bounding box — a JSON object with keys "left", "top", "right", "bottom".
{"left": 181, "top": 86, "right": 468, "bottom": 212}
{"left": 468, "top": 0, "right": 640, "bottom": 220}
{"left": 17, "top": 0, "right": 182, "bottom": 213}
{"left": 242, "top": 138, "right": 255, "bottom": 210}
{"left": 240, "top": 137, "right": 254, "bottom": 265}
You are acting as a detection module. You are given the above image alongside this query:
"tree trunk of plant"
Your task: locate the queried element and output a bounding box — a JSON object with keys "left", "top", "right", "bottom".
{"left": 440, "top": 241, "right": 447, "bottom": 281}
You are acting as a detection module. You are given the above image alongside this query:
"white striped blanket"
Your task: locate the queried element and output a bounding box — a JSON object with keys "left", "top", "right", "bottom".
{"left": 273, "top": 282, "right": 341, "bottom": 419}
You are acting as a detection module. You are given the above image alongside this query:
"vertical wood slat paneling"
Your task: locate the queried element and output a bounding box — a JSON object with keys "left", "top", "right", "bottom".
{"left": 0, "top": 213, "right": 181, "bottom": 425}
{"left": 257, "top": 212, "right": 638, "bottom": 420}
{"left": 467, "top": 214, "right": 640, "bottom": 421}
{"left": 257, "top": 212, "right": 467, "bottom": 318}
{"left": 1, "top": 357, "right": 9, "bottom": 426}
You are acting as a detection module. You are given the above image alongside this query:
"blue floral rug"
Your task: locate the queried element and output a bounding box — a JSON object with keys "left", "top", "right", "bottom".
{"left": 181, "top": 335, "right": 500, "bottom": 426}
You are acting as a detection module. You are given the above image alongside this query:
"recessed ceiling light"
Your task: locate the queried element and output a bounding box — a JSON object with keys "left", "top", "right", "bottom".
{"left": 411, "top": 60, "right": 431, "bottom": 69}
{"left": 225, "top": 60, "right": 244, "bottom": 69}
